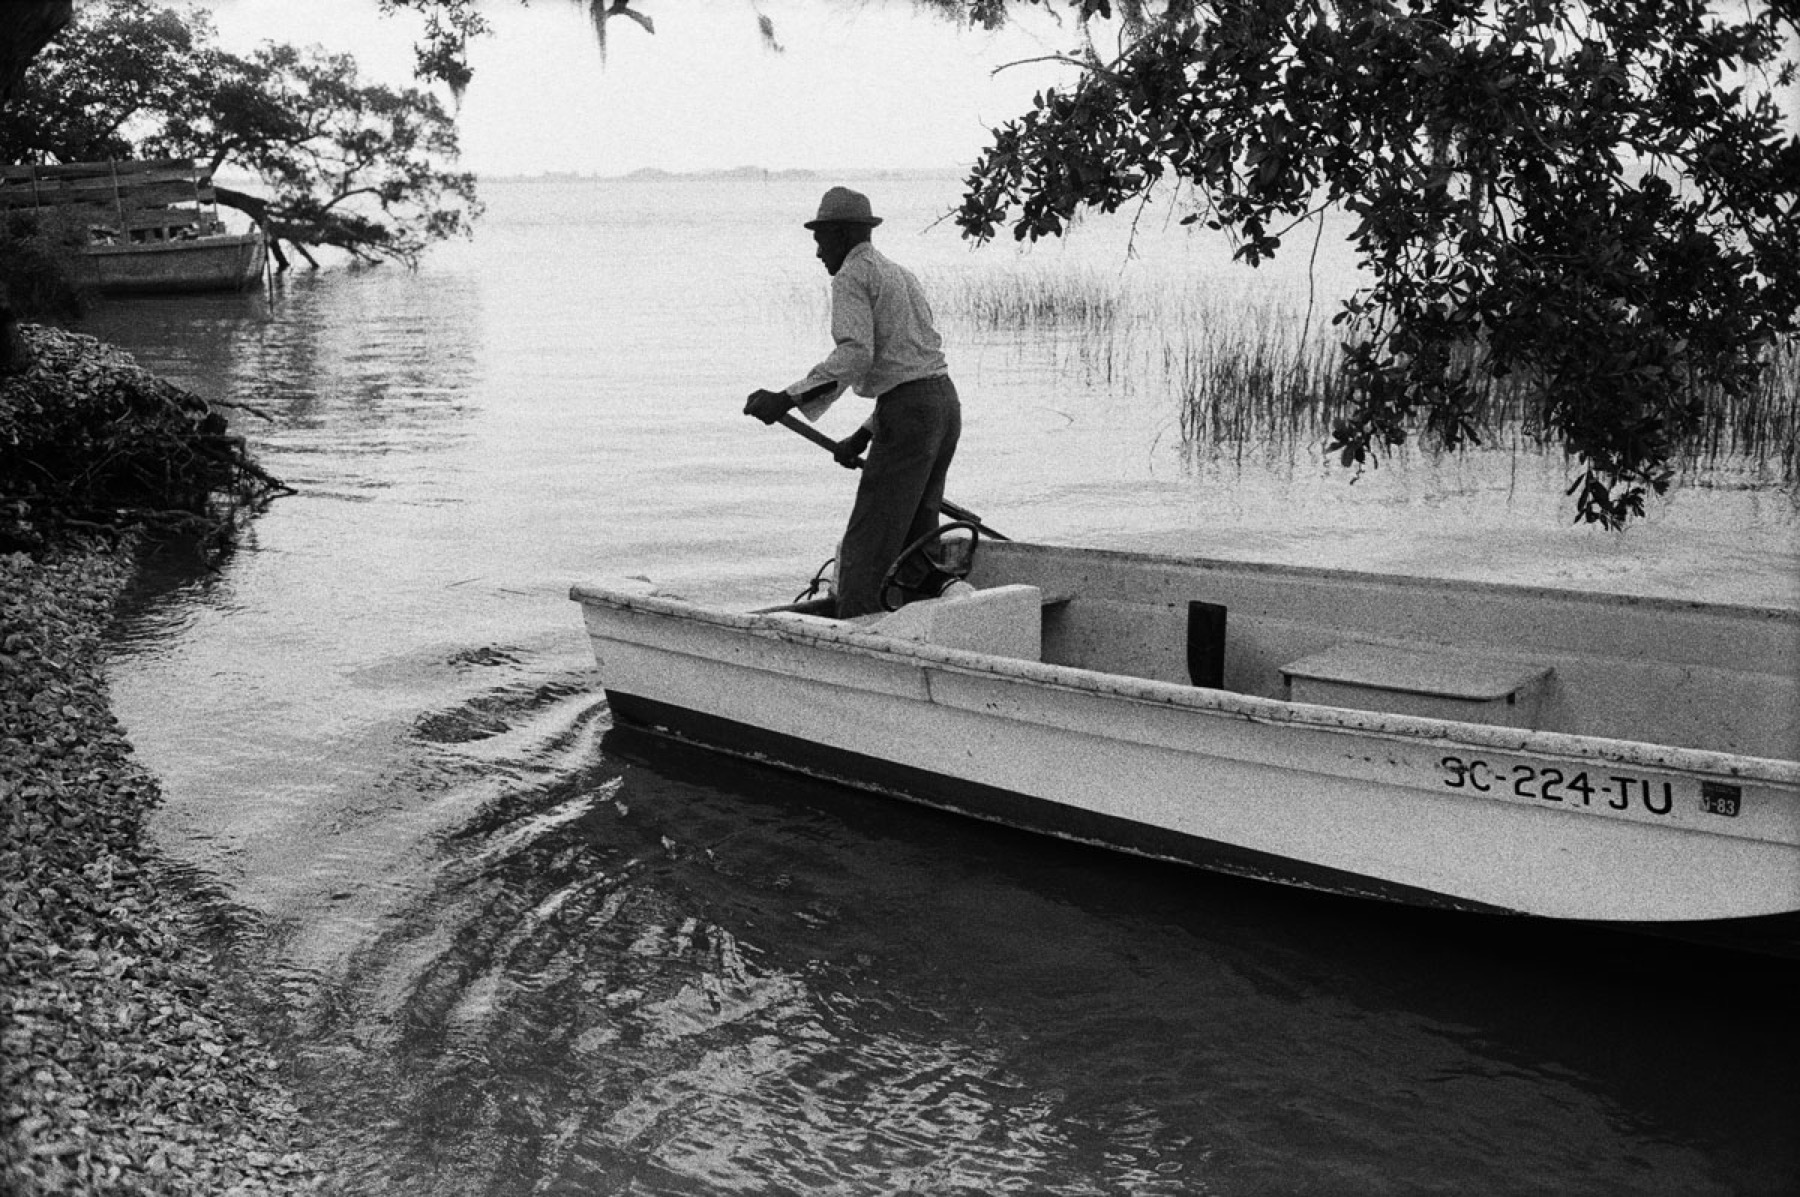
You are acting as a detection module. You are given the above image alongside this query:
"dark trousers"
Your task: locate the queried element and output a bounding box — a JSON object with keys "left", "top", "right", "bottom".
{"left": 836, "top": 375, "right": 961, "bottom": 618}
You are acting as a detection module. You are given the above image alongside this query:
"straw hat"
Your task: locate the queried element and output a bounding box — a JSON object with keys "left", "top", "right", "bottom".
{"left": 804, "top": 186, "right": 883, "bottom": 229}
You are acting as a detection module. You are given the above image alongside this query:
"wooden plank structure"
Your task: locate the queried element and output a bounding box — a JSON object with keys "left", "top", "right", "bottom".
{"left": 2, "top": 159, "right": 266, "bottom": 293}
{"left": 0, "top": 158, "right": 226, "bottom": 240}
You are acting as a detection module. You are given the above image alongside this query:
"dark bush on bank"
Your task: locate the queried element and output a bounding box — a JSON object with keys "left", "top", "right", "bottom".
{"left": 0, "top": 212, "right": 90, "bottom": 325}
{"left": 0, "top": 324, "right": 288, "bottom": 553}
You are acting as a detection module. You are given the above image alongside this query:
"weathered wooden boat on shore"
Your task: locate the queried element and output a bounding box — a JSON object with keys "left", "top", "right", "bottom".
{"left": 79, "top": 228, "right": 265, "bottom": 295}
{"left": 572, "top": 539, "right": 1800, "bottom": 939}
{"left": 1, "top": 159, "right": 266, "bottom": 295}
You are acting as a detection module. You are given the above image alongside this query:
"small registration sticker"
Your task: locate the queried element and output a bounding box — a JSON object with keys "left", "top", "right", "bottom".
{"left": 1700, "top": 781, "right": 1742, "bottom": 817}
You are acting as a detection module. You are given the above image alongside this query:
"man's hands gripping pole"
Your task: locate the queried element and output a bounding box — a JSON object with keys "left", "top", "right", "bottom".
{"left": 831, "top": 426, "right": 872, "bottom": 469}
{"left": 746, "top": 381, "right": 1007, "bottom": 538}
{"left": 743, "top": 388, "right": 795, "bottom": 425}
{"left": 744, "top": 382, "right": 863, "bottom": 469}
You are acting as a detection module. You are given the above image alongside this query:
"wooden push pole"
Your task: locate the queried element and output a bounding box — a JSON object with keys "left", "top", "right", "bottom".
{"left": 773, "top": 413, "right": 1007, "bottom": 541}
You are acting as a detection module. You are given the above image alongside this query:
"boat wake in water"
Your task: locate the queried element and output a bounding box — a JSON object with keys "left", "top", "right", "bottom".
{"left": 259, "top": 661, "right": 1208, "bottom": 1195}
{"left": 183, "top": 657, "right": 1788, "bottom": 1196}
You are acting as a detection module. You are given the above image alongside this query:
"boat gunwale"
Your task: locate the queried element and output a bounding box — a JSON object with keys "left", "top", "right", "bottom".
{"left": 981, "top": 539, "right": 1800, "bottom": 625}
{"left": 82, "top": 230, "right": 265, "bottom": 259}
{"left": 569, "top": 581, "right": 1800, "bottom": 787}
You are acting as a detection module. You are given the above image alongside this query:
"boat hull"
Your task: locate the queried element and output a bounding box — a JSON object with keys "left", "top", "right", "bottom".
{"left": 605, "top": 688, "right": 1512, "bottom": 913}
{"left": 571, "top": 547, "right": 1800, "bottom": 928}
{"left": 82, "top": 232, "right": 266, "bottom": 295}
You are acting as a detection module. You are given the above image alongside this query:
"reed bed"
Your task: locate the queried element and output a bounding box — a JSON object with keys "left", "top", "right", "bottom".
{"left": 928, "top": 264, "right": 1800, "bottom": 488}
{"left": 932, "top": 265, "right": 1125, "bottom": 333}
{"left": 1680, "top": 336, "right": 1800, "bottom": 483}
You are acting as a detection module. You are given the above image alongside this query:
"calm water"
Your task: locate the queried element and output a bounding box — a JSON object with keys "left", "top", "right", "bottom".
{"left": 93, "top": 175, "right": 1799, "bottom": 1195}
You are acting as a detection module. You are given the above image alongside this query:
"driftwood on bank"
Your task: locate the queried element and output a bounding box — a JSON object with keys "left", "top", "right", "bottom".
{"left": 0, "top": 324, "right": 292, "bottom": 553}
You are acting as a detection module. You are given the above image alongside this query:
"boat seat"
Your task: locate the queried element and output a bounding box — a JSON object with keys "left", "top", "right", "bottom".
{"left": 1281, "top": 642, "right": 1553, "bottom": 728}
{"left": 862, "top": 584, "right": 1043, "bottom": 660}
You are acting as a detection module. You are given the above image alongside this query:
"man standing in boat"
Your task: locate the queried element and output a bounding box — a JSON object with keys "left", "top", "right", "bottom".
{"left": 744, "top": 186, "right": 962, "bottom": 618}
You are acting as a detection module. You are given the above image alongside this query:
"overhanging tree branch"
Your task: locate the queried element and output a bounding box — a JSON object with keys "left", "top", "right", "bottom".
{"left": 952, "top": 0, "right": 1800, "bottom": 527}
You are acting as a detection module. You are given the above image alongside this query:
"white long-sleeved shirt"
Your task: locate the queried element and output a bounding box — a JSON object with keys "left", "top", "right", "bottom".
{"left": 785, "top": 242, "right": 948, "bottom": 424}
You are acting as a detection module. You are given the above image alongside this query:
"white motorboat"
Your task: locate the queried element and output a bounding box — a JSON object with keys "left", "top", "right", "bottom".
{"left": 572, "top": 539, "right": 1799, "bottom": 932}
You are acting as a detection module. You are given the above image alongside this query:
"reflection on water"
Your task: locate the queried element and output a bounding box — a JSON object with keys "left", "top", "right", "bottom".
{"left": 90, "top": 272, "right": 484, "bottom": 500}
{"left": 95, "top": 175, "right": 1798, "bottom": 1195}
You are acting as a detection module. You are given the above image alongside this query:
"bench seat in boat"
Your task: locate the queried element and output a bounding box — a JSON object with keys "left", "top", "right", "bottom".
{"left": 859, "top": 584, "right": 1044, "bottom": 660}
{"left": 1281, "top": 642, "right": 1553, "bottom": 728}
{"left": 764, "top": 585, "right": 1046, "bottom": 662}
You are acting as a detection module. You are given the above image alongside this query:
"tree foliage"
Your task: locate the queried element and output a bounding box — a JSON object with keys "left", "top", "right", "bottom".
{"left": 373, "top": 0, "right": 778, "bottom": 91}
{"left": 0, "top": 0, "right": 480, "bottom": 268}
{"left": 944, "top": 0, "right": 1800, "bottom": 526}
{"left": 0, "top": 1, "right": 71, "bottom": 103}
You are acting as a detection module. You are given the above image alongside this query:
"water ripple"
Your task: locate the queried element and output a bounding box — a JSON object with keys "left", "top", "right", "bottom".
{"left": 274, "top": 713, "right": 1222, "bottom": 1196}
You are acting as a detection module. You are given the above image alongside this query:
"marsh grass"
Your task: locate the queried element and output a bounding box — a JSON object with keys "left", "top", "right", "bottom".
{"left": 930, "top": 265, "right": 1800, "bottom": 487}
{"left": 1163, "top": 314, "right": 1351, "bottom": 464}
{"left": 1680, "top": 337, "right": 1800, "bottom": 483}
{"left": 933, "top": 266, "right": 1126, "bottom": 333}
{"left": 931, "top": 265, "right": 1354, "bottom": 465}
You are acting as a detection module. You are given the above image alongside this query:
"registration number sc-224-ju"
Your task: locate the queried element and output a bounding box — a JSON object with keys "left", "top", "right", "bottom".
{"left": 1438, "top": 756, "right": 1743, "bottom": 819}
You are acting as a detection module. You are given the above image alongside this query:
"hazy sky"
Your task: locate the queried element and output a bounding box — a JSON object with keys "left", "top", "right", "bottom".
{"left": 184, "top": 1, "right": 1800, "bottom": 176}
{"left": 202, "top": 0, "right": 1084, "bottom": 177}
